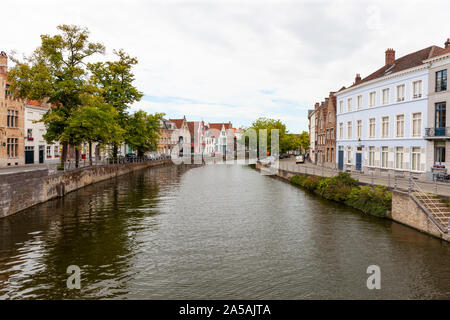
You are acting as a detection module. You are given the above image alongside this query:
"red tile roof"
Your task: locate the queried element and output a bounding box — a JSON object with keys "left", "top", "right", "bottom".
{"left": 209, "top": 123, "right": 232, "bottom": 131}
{"left": 351, "top": 46, "right": 444, "bottom": 88}
{"left": 169, "top": 118, "right": 185, "bottom": 129}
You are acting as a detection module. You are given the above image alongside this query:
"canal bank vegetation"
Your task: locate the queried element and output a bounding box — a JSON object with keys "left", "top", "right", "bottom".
{"left": 290, "top": 173, "right": 392, "bottom": 217}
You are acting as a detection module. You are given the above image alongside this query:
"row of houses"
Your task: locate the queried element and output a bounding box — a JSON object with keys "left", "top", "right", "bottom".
{"left": 158, "top": 116, "right": 243, "bottom": 158}
{"left": 0, "top": 50, "right": 243, "bottom": 167}
{"left": 308, "top": 39, "right": 450, "bottom": 180}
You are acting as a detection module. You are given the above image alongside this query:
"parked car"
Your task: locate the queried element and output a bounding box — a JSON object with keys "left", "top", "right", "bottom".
{"left": 295, "top": 155, "right": 304, "bottom": 164}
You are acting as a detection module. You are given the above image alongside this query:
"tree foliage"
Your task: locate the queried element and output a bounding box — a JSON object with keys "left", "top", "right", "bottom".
{"left": 125, "top": 111, "right": 164, "bottom": 157}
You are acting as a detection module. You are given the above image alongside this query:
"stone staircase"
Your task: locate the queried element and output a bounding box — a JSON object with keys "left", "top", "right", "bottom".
{"left": 412, "top": 191, "right": 450, "bottom": 234}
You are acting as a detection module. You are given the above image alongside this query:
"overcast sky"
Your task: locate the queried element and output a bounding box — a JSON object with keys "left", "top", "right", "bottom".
{"left": 2, "top": 0, "right": 450, "bottom": 132}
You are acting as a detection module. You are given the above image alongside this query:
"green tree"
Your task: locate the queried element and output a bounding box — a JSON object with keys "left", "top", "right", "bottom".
{"left": 88, "top": 50, "right": 143, "bottom": 159}
{"left": 244, "top": 117, "right": 289, "bottom": 155}
{"left": 7, "top": 25, "right": 105, "bottom": 166}
{"left": 62, "top": 95, "right": 125, "bottom": 166}
{"left": 125, "top": 110, "right": 164, "bottom": 157}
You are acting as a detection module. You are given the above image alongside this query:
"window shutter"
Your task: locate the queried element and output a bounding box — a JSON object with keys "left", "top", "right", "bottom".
{"left": 388, "top": 147, "right": 394, "bottom": 168}
{"left": 403, "top": 147, "right": 410, "bottom": 170}
{"left": 375, "top": 147, "right": 380, "bottom": 167}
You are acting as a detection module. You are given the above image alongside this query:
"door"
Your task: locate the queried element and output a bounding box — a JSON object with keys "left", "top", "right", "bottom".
{"left": 355, "top": 152, "right": 362, "bottom": 171}
{"left": 338, "top": 150, "right": 344, "bottom": 171}
{"left": 39, "top": 146, "right": 44, "bottom": 164}
{"left": 25, "top": 147, "right": 34, "bottom": 164}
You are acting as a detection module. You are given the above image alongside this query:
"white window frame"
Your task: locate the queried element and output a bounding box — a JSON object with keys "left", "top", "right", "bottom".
{"left": 381, "top": 116, "right": 389, "bottom": 138}
{"left": 412, "top": 80, "right": 423, "bottom": 99}
{"left": 369, "top": 91, "right": 376, "bottom": 107}
{"left": 369, "top": 118, "right": 376, "bottom": 138}
{"left": 411, "top": 147, "right": 421, "bottom": 171}
{"left": 382, "top": 88, "right": 390, "bottom": 105}
{"left": 396, "top": 84, "right": 405, "bottom": 102}
{"left": 411, "top": 112, "right": 422, "bottom": 137}
{"left": 347, "top": 121, "right": 352, "bottom": 139}
{"left": 357, "top": 95, "right": 362, "bottom": 110}
{"left": 339, "top": 100, "right": 343, "bottom": 113}
{"left": 356, "top": 120, "right": 362, "bottom": 139}
{"left": 339, "top": 122, "right": 343, "bottom": 139}
{"left": 347, "top": 98, "right": 352, "bottom": 112}
{"left": 395, "top": 114, "right": 405, "bottom": 138}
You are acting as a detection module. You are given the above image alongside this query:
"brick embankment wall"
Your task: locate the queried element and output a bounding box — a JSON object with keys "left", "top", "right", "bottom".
{"left": 0, "top": 160, "right": 172, "bottom": 218}
{"left": 256, "top": 163, "right": 449, "bottom": 242}
{"left": 390, "top": 191, "right": 449, "bottom": 242}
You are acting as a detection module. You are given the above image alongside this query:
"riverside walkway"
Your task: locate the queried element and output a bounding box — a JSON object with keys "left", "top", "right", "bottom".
{"left": 279, "top": 158, "right": 450, "bottom": 197}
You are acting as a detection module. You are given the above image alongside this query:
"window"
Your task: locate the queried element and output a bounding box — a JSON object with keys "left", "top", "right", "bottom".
{"left": 436, "top": 69, "right": 447, "bottom": 92}
{"left": 54, "top": 145, "right": 59, "bottom": 156}
{"left": 396, "top": 84, "right": 405, "bottom": 102}
{"left": 339, "top": 123, "right": 343, "bottom": 139}
{"left": 7, "top": 110, "right": 18, "bottom": 128}
{"left": 382, "top": 88, "right": 390, "bottom": 105}
{"left": 434, "top": 142, "right": 445, "bottom": 164}
{"left": 46, "top": 146, "right": 51, "bottom": 157}
{"left": 369, "top": 92, "right": 376, "bottom": 107}
{"left": 369, "top": 118, "right": 376, "bottom": 138}
{"left": 412, "top": 113, "right": 422, "bottom": 137}
{"left": 395, "top": 147, "right": 403, "bottom": 169}
{"left": 435, "top": 102, "right": 446, "bottom": 136}
{"left": 369, "top": 146, "right": 375, "bottom": 166}
{"left": 356, "top": 120, "right": 362, "bottom": 139}
{"left": 381, "top": 146, "right": 388, "bottom": 168}
{"left": 357, "top": 95, "right": 362, "bottom": 110}
{"left": 411, "top": 147, "right": 421, "bottom": 171}
{"left": 339, "top": 101, "right": 343, "bottom": 113}
{"left": 328, "top": 112, "right": 332, "bottom": 122}
{"left": 396, "top": 115, "right": 404, "bottom": 137}
{"left": 6, "top": 138, "right": 18, "bottom": 158}
{"left": 413, "top": 80, "right": 422, "bottom": 98}
{"left": 347, "top": 121, "right": 352, "bottom": 139}
{"left": 347, "top": 98, "right": 352, "bottom": 112}
{"left": 382, "top": 116, "right": 389, "bottom": 138}
{"left": 27, "top": 128, "right": 32, "bottom": 138}
{"left": 347, "top": 147, "right": 352, "bottom": 164}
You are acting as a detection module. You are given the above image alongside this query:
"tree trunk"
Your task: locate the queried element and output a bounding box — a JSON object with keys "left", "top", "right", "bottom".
{"left": 61, "top": 142, "right": 68, "bottom": 166}
{"left": 113, "top": 143, "right": 118, "bottom": 161}
{"left": 89, "top": 141, "right": 93, "bottom": 166}
{"left": 75, "top": 147, "right": 80, "bottom": 168}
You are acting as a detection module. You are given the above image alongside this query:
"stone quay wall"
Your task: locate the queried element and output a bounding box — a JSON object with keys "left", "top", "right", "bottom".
{"left": 0, "top": 160, "right": 172, "bottom": 218}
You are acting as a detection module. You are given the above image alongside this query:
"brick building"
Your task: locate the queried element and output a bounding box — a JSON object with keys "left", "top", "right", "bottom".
{"left": 312, "top": 92, "right": 337, "bottom": 167}
{"left": 0, "top": 51, "right": 25, "bottom": 167}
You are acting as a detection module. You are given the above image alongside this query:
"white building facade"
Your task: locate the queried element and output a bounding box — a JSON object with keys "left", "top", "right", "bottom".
{"left": 335, "top": 48, "right": 438, "bottom": 179}
{"left": 24, "top": 102, "right": 60, "bottom": 164}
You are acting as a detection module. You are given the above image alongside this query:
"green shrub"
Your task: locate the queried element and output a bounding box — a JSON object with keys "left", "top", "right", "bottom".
{"left": 56, "top": 164, "right": 65, "bottom": 171}
{"left": 290, "top": 175, "right": 306, "bottom": 187}
{"left": 316, "top": 172, "right": 358, "bottom": 201}
{"left": 302, "top": 176, "right": 322, "bottom": 191}
{"left": 345, "top": 185, "right": 392, "bottom": 217}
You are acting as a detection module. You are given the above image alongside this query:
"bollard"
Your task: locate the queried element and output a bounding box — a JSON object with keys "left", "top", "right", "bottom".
{"left": 394, "top": 175, "right": 397, "bottom": 190}
{"left": 434, "top": 180, "right": 438, "bottom": 194}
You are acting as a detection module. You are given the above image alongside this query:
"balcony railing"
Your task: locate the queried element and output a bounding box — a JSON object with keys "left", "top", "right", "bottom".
{"left": 425, "top": 127, "right": 450, "bottom": 138}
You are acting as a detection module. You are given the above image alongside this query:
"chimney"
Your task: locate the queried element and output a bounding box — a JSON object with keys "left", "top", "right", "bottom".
{"left": 385, "top": 48, "right": 395, "bottom": 66}
{"left": 315, "top": 102, "right": 319, "bottom": 110}
{"left": 445, "top": 38, "right": 450, "bottom": 49}
{"left": 0, "top": 51, "right": 7, "bottom": 74}
{"left": 354, "top": 73, "right": 362, "bottom": 84}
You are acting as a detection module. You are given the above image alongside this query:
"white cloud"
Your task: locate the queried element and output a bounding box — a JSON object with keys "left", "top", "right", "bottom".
{"left": 2, "top": 0, "right": 450, "bottom": 132}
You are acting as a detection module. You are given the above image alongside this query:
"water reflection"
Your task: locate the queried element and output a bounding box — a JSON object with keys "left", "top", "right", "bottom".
{"left": 0, "top": 164, "right": 449, "bottom": 299}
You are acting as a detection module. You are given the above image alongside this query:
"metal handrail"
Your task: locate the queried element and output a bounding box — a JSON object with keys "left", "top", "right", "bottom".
{"left": 410, "top": 179, "right": 448, "bottom": 234}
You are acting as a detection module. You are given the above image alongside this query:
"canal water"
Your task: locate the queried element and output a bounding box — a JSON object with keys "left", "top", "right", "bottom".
{"left": 0, "top": 164, "right": 449, "bottom": 299}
